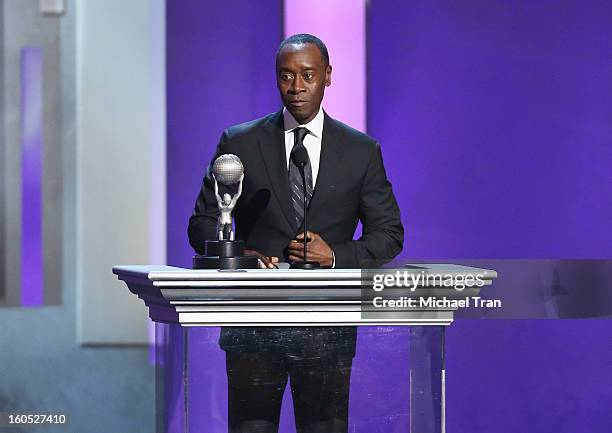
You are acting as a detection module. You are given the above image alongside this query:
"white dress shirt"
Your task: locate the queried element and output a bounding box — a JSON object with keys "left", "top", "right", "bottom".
{"left": 283, "top": 106, "right": 324, "bottom": 186}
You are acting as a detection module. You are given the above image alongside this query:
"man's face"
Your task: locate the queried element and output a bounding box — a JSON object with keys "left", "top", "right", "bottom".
{"left": 276, "top": 43, "right": 331, "bottom": 124}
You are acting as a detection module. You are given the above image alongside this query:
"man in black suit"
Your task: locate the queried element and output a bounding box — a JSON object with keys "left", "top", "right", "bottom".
{"left": 188, "top": 34, "right": 403, "bottom": 433}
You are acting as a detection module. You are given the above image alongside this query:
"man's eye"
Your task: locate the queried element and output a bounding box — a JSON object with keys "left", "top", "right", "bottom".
{"left": 282, "top": 74, "right": 293, "bottom": 80}
{"left": 304, "top": 73, "right": 313, "bottom": 80}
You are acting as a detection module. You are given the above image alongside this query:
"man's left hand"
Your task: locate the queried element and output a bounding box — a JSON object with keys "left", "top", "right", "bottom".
{"left": 288, "top": 231, "right": 333, "bottom": 267}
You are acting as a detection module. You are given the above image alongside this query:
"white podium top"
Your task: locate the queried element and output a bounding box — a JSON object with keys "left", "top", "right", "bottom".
{"left": 113, "top": 264, "right": 497, "bottom": 327}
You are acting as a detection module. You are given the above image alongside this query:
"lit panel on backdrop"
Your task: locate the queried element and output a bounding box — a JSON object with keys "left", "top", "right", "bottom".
{"left": 21, "top": 47, "right": 44, "bottom": 307}
{"left": 284, "top": 0, "right": 366, "bottom": 132}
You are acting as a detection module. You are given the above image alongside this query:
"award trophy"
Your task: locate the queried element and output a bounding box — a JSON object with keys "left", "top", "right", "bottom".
{"left": 192, "top": 154, "right": 258, "bottom": 270}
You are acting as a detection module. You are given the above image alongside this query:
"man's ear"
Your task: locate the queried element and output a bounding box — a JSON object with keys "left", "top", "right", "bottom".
{"left": 325, "top": 64, "right": 332, "bottom": 87}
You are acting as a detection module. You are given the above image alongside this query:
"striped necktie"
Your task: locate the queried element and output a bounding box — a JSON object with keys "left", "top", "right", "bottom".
{"left": 288, "top": 127, "right": 314, "bottom": 231}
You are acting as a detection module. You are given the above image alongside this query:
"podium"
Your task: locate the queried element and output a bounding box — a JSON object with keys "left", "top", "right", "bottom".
{"left": 113, "top": 264, "right": 496, "bottom": 433}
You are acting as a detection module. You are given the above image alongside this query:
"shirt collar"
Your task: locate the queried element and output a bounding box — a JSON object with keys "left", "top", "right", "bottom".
{"left": 283, "top": 106, "right": 324, "bottom": 139}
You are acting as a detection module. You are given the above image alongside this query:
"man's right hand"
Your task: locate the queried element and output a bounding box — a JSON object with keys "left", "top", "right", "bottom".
{"left": 243, "top": 249, "right": 279, "bottom": 269}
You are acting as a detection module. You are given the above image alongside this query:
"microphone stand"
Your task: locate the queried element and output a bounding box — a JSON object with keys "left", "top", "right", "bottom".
{"left": 290, "top": 152, "right": 320, "bottom": 270}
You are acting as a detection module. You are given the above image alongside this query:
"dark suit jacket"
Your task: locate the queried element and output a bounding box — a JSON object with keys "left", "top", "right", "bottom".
{"left": 188, "top": 110, "right": 403, "bottom": 357}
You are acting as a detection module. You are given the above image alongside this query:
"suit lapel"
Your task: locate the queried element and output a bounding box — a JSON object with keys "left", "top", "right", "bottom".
{"left": 259, "top": 111, "right": 296, "bottom": 233}
{"left": 308, "top": 113, "right": 346, "bottom": 220}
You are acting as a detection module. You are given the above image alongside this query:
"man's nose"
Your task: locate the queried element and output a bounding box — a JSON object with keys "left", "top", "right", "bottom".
{"left": 290, "top": 76, "right": 305, "bottom": 93}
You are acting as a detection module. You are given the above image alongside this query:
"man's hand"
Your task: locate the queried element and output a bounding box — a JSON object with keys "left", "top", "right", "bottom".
{"left": 288, "top": 231, "right": 333, "bottom": 267}
{"left": 244, "top": 249, "right": 279, "bottom": 269}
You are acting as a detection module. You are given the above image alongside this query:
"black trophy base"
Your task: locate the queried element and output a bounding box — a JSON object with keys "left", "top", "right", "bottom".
{"left": 193, "top": 240, "right": 258, "bottom": 270}
{"left": 193, "top": 255, "right": 258, "bottom": 270}
{"left": 290, "top": 261, "right": 321, "bottom": 270}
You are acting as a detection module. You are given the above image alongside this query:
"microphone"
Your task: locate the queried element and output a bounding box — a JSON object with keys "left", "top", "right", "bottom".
{"left": 290, "top": 144, "right": 309, "bottom": 168}
{"left": 289, "top": 145, "right": 320, "bottom": 269}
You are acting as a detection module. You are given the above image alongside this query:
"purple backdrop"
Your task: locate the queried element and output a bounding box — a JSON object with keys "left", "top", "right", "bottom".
{"left": 166, "top": 0, "right": 283, "bottom": 268}
{"left": 368, "top": 1, "right": 612, "bottom": 432}
{"left": 368, "top": 1, "right": 612, "bottom": 260}
{"left": 167, "top": 1, "right": 612, "bottom": 432}
{"left": 446, "top": 319, "right": 612, "bottom": 433}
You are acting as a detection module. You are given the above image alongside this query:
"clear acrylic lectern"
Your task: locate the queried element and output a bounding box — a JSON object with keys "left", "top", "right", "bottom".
{"left": 114, "top": 265, "right": 496, "bottom": 433}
